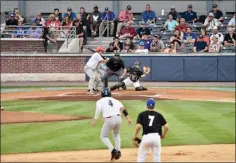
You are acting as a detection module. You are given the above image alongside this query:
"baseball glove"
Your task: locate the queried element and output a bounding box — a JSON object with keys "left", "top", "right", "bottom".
{"left": 132, "top": 137, "right": 142, "bottom": 147}
{"left": 143, "top": 66, "right": 151, "bottom": 74}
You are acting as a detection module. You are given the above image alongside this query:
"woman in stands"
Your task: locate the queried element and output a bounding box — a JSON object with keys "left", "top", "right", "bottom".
{"left": 208, "top": 36, "right": 221, "bottom": 52}
{"left": 125, "top": 37, "right": 135, "bottom": 51}
{"left": 169, "top": 29, "right": 182, "bottom": 50}
{"left": 46, "top": 14, "right": 60, "bottom": 32}
{"left": 224, "top": 27, "right": 236, "bottom": 46}
{"left": 61, "top": 15, "right": 72, "bottom": 38}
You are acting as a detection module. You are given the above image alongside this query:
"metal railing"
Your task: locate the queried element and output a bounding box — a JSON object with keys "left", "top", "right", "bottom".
{"left": 0, "top": 25, "right": 76, "bottom": 49}
{"left": 99, "top": 14, "right": 110, "bottom": 45}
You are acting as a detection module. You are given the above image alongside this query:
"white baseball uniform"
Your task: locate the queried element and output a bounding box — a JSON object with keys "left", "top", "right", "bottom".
{"left": 84, "top": 52, "right": 103, "bottom": 90}
{"left": 94, "top": 97, "right": 123, "bottom": 152}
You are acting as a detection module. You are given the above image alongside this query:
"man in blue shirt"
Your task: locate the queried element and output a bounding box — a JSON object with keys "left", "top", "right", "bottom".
{"left": 193, "top": 35, "right": 208, "bottom": 52}
{"left": 183, "top": 27, "right": 196, "bottom": 44}
{"left": 140, "top": 32, "right": 152, "bottom": 50}
{"left": 99, "top": 7, "right": 116, "bottom": 37}
{"left": 141, "top": 4, "right": 157, "bottom": 23}
{"left": 63, "top": 7, "right": 76, "bottom": 21}
{"left": 182, "top": 4, "right": 197, "bottom": 24}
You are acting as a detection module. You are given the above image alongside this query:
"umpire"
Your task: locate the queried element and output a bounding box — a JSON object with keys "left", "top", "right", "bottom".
{"left": 102, "top": 53, "right": 126, "bottom": 88}
{"left": 133, "top": 98, "right": 169, "bottom": 162}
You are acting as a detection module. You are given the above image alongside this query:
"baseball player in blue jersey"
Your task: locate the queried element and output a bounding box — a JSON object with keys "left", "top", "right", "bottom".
{"left": 133, "top": 98, "right": 169, "bottom": 162}
{"left": 91, "top": 87, "right": 132, "bottom": 160}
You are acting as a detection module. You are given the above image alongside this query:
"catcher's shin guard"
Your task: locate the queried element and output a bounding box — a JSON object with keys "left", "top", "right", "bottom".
{"left": 135, "top": 86, "right": 147, "bottom": 91}
{"left": 110, "top": 82, "right": 125, "bottom": 91}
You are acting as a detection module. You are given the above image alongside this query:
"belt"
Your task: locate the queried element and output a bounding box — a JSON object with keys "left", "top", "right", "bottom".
{"left": 105, "top": 114, "right": 120, "bottom": 119}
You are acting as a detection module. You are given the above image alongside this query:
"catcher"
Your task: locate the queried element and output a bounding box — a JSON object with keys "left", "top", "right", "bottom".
{"left": 110, "top": 61, "right": 150, "bottom": 91}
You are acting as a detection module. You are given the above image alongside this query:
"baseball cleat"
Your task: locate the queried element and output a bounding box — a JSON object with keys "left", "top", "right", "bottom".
{"left": 114, "top": 151, "right": 121, "bottom": 160}
{"left": 111, "top": 149, "right": 118, "bottom": 160}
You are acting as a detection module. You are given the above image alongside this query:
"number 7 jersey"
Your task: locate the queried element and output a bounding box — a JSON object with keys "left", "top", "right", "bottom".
{"left": 95, "top": 97, "right": 124, "bottom": 119}
{"left": 136, "top": 110, "right": 167, "bottom": 136}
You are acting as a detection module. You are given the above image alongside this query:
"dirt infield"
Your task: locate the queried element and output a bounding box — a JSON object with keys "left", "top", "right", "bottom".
{"left": 1, "top": 144, "right": 235, "bottom": 162}
{"left": 1, "top": 110, "right": 91, "bottom": 124}
{"left": 1, "top": 88, "right": 235, "bottom": 102}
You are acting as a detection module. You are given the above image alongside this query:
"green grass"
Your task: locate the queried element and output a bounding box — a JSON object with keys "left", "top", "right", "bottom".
{"left": 1, "top": 100, "right": 235, "bottom": 154}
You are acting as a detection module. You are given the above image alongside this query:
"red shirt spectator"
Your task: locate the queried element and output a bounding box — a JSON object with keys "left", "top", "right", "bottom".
{"left": 46, "top": 14, "right": 60, "bottom": 30}
{"left": 175, "top": 18, "right": 188, "bottom": 33}
{"left": 118, "top": 21, "right": 136, "bottom": 38}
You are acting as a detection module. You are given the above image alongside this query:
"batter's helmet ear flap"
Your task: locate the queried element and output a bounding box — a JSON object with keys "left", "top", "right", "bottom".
{"left": 101, "top": 87, "right": 111, "bottom": 97}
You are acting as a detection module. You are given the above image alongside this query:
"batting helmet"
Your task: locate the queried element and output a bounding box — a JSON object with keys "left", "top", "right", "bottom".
{"left": 146, "top": 98, "right": 155, "bottom": 109}
{"left": 101, "top": 87, "right": 111, "bottom": 97}
{"left": 96, "top": 46, "right": 105, "bottom": 53}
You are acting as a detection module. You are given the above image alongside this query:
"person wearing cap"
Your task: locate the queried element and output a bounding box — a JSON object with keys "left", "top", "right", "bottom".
{"left": 6, "top": 13, "right": 18, "bottom": 26}
{"left": 209, "top": 26, "right": 224, "bottom": 45}
{"left": 141, "top": 4, "right": 157, "bottom": 23}
{"left": 167, "top": 6, "right": 180, "bottom": 22}
{"left": 150, "top": 35, "right": 165, "bottom": 52}
{"left": 193, "top": 34, "right": 208, "bottom": 52}
{"left": 224, "top": 27, "right": 236, "bottom": 46}
{"left": 116, "top": 5, "right": 134, "bottom": 35}
{"left": 63, "top": 7, "right": 76, "bottom": 21}
{"left": 163, "top": 13, "right": 179, "bottom": 31}
{"left": 84, "top": 46, "right": 108, "bottom": 94}
{"left": 72, "top": 17, "right": 85, "bottom": 52}
{"left": 181, "top": 4, "right": 197, "bottom": 24}
{"left": 90, "top": 5, "right": 102, "bottom": 36}
{"left": 118, "top": 21, "right": 136, "bottom": 39}
{"left": 204, "top": 12, "right": 219, "bottom": 30}
{"left": 99, "top": 7, "right": 116, "bottom": 37}
{"left": 209, "top": 36, "right": 221, "bottom": 52}
{"left": 31, "top": 12, "right": 46, "bottom": 26}
{"left": 210, "top": 4, "right": 224, "bottom": 22}
{"left": 133, "top": 98, "right": 168, "bottom": 162}
{"left": 175, "top": 18, "right": 188, "bottom": 33}
{"left": 228, "top": 12, "right": 236, "bottom": 28}
{"left": 135, "top": 41, "right": 149, "bottom": 54}
{"left": 135, "top": 21, "right": 151, "bottom": 38}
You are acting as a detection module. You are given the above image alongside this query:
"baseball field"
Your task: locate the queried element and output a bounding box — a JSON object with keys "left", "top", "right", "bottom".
{"left": 1, "top": 82, "right": 235, "bottom": 162}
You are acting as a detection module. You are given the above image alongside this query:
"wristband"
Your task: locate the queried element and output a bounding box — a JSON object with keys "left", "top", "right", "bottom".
{"left": 122, "top": 109, "right": 128, "bottom": 116}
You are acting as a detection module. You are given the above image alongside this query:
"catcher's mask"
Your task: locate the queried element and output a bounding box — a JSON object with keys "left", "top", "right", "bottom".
{"left": 134, "top": 61, "right": 142, "bottom": 69}
{"left": 101, "top": 87, "right": 111, "bottom": 97}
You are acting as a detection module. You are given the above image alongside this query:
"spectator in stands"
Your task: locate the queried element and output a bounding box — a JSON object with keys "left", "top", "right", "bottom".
{"left": 13, "top": 19, "right": 27, "bottom": 38}
{"left": 210, "top": 4, "right": 224, "bottom": 23}
{"left": 141, "top": 4, "right": 157, "bottom": 23}
{"left": 76, "top": 13, "right": 87, "bottom": 44}
{"left": 182, "top": 4, "right": 197, "bottom": 24}
{"left": 31, "top": 13, "right": 45, "bottom": 26}
{"left": 183, "top": 27, "right": 196, "bottom": 44}
{"left": 163, "top": 14, "right": 179, "bottom": 31}
{"left": 228, "top": 12, "right": 235, "bottom": 28}
{"left": 224, "top": 27, "right": 236, "bottom": 46}
{"left": 99, "top": 7, "right": 116, "bottom": 37}
{"left": 167, "top": 6, "right": 179, "bottom": 22}
{"left": 170, "top": 29, "right": 182, "bottom": 50}
{"left": 54, "top": 8, "right": 62, "bottom": 22}
{"left": 79, "top": 7, "right": 89, "bottom": 43}
{"left": 6, "top": 13, "right": 18, "bottom": 26}
{"left": 140, "top": 32, "right": 152, "bottom": 51}
{"left": 135, "top": 40, "right": 149, "bottom": 53}
{"left": 204, "top": 12, "right": 219, "bottom": 30}
{"left": 47, "top": 14, "right": 60, "bottom": 29}
{"left": 121, "top": 43, "right": 133, "bottom": 53}
{"left": 164, "top": 42, "right": 177, "bottom": 53}
{"left": 125, "top": 37, "right": 135, "bottom": 50}
{"left": 193, "top": 35, "right": 208, "bottom": 52}
{"left": 136, "top": 21, "right": 151, "bottom": 38}
{"left": 72, "top": 19, "right": 84, "bottom": 52}
{"left": 61, "top": 15, "right": 72, "bottom": 38}
{"left": 112, "top": 36, "right": 123, "bottom": 52}
{"left": 150, "top": 35, "right": 165, "bottom": 52}
{"left": 13, "top": 8, "right": 25, "bottom": 23}
{"left": 90, "top": 5, "right": 102, "bottom": 37}
{"left": 175, "top": 18, "right": 188, "bottom": 33}
{"left": 63, "top": 7, "right": 76, "bottom": 21}
{"left": 27, "top": 22, "right": 42, "bottom": 38}
{"left": 209, "top": 26, "right": 224, "bottom": 45}
{"left": 197, "top": 28, "right": 210, "bottom": 45}
{"left": 106, "top": 43, "right": 115, "bottom": 52}
{"left": 116, "top": 5, "right": 134, "bottom": 36}
{"left": 209, "top": 36, "right": 221, "bottom": 52}
{"left": 118, "top": 21, "right": 136, "bottom": 39}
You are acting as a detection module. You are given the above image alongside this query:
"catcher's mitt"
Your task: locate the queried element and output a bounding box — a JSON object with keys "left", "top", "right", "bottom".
{"left": 132, "top": 137, "right": 142, "bottom": 147}
{"left": 143, "top": 66, "right": 151, "bottom": 74}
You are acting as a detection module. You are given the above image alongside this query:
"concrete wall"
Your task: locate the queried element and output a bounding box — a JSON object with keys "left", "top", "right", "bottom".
{"left": 1, "top": 1, "right": 18, "bottom": 13}
{"left": 1, "top": 54, "right": 235, "bottom": 82}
